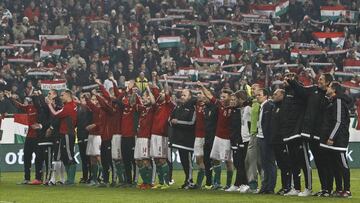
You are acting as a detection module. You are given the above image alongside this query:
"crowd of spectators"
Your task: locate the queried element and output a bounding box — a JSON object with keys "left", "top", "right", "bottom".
{"left": 0, "top": 0, "right": 359, "bottom": 119}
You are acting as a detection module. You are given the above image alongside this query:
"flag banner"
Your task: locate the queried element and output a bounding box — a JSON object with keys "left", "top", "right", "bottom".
{"left": 166, "top": 15, "right": 185, "bottom": 19}
{"left": 250, "top": 4, "right": 276, "bottom": 17}
{"left": 334, "top": 71, "right": 355, "bottom": 77}
{"left": 7, "top": 57, "right": 34, "bottom": 63}
{"left": 261, "top": 59, "right": 281, "bottom": 64}
{"left": 192, "top": 57, "right": 221, "bottom": 64}
{"left": 175, "top": 20, "right": 208, "bottom": 27}
{"left": 265, "top": 40, "right": 284, "bottom": 50}
{"left": 274, "top": 22, "right": 292, "bottom": 27}
{"left": 39, "top": 35, "right": 69, "bottom": 41}
{"left": 290, "top": 42, "right": 319, "bottom": 48}
{"left": 320, "top": 6, "right": 347, "bottom": 21}
{"left": 312, "top": 32, "right": 345, "bottom": 47}
{"left": 159, "top": 79, "right": 184, "bottom": 84}
{"left": 240, "top": 30, "right": 262, "bottom": 35}
{"left": 40, "top": 45, "right": 62, "bottom": 58}
{"left": 167, "top": 75, "right": 189, "bottom": 80}
{"left": 242, "top": 18, "right": 271, "bottom": 24}
{"left": 342, "top": 81, "right": 360, "bottom": 91}
{"left": 157, "top": 36, "right": 181, "bottom": 48}
{"left": 13, "top": 114, "right": 29, "bottom": 138}
{"left": 90, "top": 20, "right": 111, "bottom": 24}
{"left": 27, "top": 71, "right": 54, "bottom": 76}
{"left": 327, "top": 49, "right": 349, "bottom": 55}
{"left": 203, "top": 38, "right": 232, "bottom": 50}
{"left": 310, "top": 18, "right": 329, "bottom": 24}
{"left": 81, "top": 84, "right": 98, "bottom": 90}
{"left": 146, "top": 17, "right": 173, "bottom": 23}
{"left": 211, "top": 49, "right": 231, "bottom": 59}
{"left": 333, "top": 22, "right": 357, "bottom": 26}
{"left": 309, "top": 62, "right": 334, "bottom": 66}
{"left": 275, "top": 0, "right": 289, "bottom": 16}
{"left": 11, "top": 44, "right": 33, "bottom": 48}
{"left": 221, "top": 63, "right": 243, "bottom": 69}
{"left": 168, "top": 9, "right": 193, "bottom": 13}
{"left": 40, "top": 80, "right": 67, "bottom": 92}
{"left": 0, "top": 45, "right": 14, "bottom": 50}
{"left": 210, "top": 19, "right": 248, "bottom": 26}
{"left": 274, "top": 64, "right": 299, "bottom": 68}
{"left": 222, "top": 71, "right": 242, "bottom": 76}
{"left": 162, "top": 26, "right": 191, "bottom": 31}
{"left": 174, "top": 88, "right": 203, "bottom": 94}
{"left": 344, "top": 59, "right": 360, "bottom": 73}
{"left": 21, "top": 39, "right": 41, "bottom": 44}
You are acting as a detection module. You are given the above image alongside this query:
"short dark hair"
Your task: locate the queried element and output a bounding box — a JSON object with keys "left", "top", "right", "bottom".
{"left": 258, "top": 88, "right": 270, "bottom": 98}
{"left": 322, "top": 73, "right": 334, "bottom": 84}
{"left": 221, "top": 88, "right": 233, "bottom": 96}
{"left": 330, "top": 81, "right": 345, "bottom": 95}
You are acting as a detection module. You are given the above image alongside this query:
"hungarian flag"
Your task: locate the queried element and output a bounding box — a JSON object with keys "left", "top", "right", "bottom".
{"left": 14, "top": 114, "right": 29, "bottom": 143}
{"left": 39, "top": 35, "right": 69, "bottom": 41}
{"left": 344, "top": 59, "right": 360, "bottom": 73}
{"left": 40, "top": 45, "right": 63, "bottom": 58}
{"left": 204, "top": 38, "right": 232, "bottom": 50}
{"left": 40, "top": 80, "right": 67, "bottom": 95}
{"left": 7, "top": 57, "right": 34, "bottom": 63}
{"left": 157, "top": 36, "right": 181, "bottom": 48}
{"left": 211, "top": 49, "right": 231, "bottom": 59}
{"left": 275, "top": 0, "right": 289, "bottom": 16}
{"left": 320, "top": 6, "right": 347, "bottom": 21}
{"left": 265, "top": 40, "right": 284, "bottom": 50}
{"left": 312, "top": 32, "right": 345, "bottom": 47}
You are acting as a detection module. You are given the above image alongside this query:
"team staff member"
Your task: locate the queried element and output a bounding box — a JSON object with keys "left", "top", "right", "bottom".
{"left": 135, "top": 85, "right": 156, "bottom": 189}
{"left": 321, "top": 81, "right": 352, "bottom": 198}
{"left": 46, "top": 90, "right": 78, "bottom": 185}
{"left": 270, "top": 89, "right": 292, "bottom": 195}
{"left": 199, "top": 82, "right": 234, "bottom": 190}
{"left": 169, "top": 89, "right": 196, "bottom": 189}
{"left": 288, "top": 73, "right": 333, "bottom": 197}
{"left": 150, "top": 76, "right": 175, "bottom": 189}
{"left": 256, "top": 89, "right": 276, "bottom": 194}
{"left": 77, "top": 93, "right": 92, "bottom": 184}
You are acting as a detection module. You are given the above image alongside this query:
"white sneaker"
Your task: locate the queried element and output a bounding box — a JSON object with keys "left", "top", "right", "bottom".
{"left": 284, "top": 189, "right": 300, "bottom": 196}
{"left": 239, "top": 185, "right": 250, "bottom": 193}
{"left": 169, "top": 179, "right": 175, "bottom": 185}
{"left": 225, "top": 185, "right": 239, "bottom": 192}
{"left": 298, "top": 189, "right": 312, "bottom": 197}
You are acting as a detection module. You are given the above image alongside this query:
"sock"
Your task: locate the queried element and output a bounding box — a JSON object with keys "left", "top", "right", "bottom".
{"left": 91, "top": 164, "right": 99, "bottom": 182}
{"left": 51, "top": 162, "right": 59, "bottom": 183}
{"left": 157, "top": 165, "right": 164, "bottom": 185}
{"left": 60, "top": 162, "right": 65, "bottom": 183}
{"left": 139, "top": 166, "right": 147, "bottom": 184}
{"left": 213, "top": 165, "right": 221, "bottom": 185}
{"left": 226, "top": 170, "right": 233, "bottom": 187}
{"left": 161, "top": 163, "right": 170, "bottom": 185}
{"left": 114, "top": 161, "right": 124, "bottom": 183}
{"left": 98, "top": 163, "right": 103, "bottom": 182}
{"left": 196, "top": 168, "right": 205, "bottom": 187}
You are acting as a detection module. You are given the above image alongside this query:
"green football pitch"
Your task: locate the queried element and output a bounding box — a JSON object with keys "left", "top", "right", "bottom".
{"left": 0, "top": 170, "right": 359, "bottom": 203}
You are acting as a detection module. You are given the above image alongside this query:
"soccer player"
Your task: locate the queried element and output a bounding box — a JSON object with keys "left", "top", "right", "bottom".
{"left": 84, "top": 93, "right": 103, "bottom": 186}
{"left": 256, "top": 89, "right": 276, "bottom": 194}
{"left": 321, "top": 81, "right": 351, "bottom": 198}
{"left": 169, "top": 89, "right": 196, "bottom": 189}
{"left": 135, "top": 85, "right": 157, "bottom": 189}
{"left": 192, "top": 90, "right": 207, "bottom": 189}
{"left": 288, "top": 73, "right": 334, "bottom": 196}
{"left": 46, "top": 90, "right": 77, "bottom": 185}
{"left": 199, "top": 82, "right": 234, "bottom": 190}
{"left": 150, "top": 75, "right": 175, "bottom": 189}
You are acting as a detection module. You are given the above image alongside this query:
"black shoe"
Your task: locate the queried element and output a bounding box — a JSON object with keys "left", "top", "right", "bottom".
{"left": 318, "top": 190, "right": 330, "bottom": 197}
{"left": 79, "top": 178, "right": 88, "bottom": 184}
{"left": 264, "top": 190, "right": 275, "bottom": 194}
{"left": 276, "top": 188, "right": 287, "bottom": 195}
{"left": 179, "top": 182, "right": 189, "bottom": 189}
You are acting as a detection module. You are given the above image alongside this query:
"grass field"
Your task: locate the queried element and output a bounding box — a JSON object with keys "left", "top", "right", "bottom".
{"left": 0, "top": 170, "right": 358, "bottom": 203}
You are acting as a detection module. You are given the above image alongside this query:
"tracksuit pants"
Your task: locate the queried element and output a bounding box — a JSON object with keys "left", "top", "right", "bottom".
{"left": 258, "top": 138, "right": 276, "bottom": 192}
{"left": 204, "top": 140, "right": 213, "bottom": 186}
{"left": 38, "top": 138, "right": 54, "bottom": 182}
{"left": 309, "top": 139, "right": 327, "bottom": 191}
{"left": 287, "top": 139, "right": 312, "bottom": 190}
{"left": 101, "top": 140, "right": 112, "bottom": 183}
{"left": 78, "top": 138, "right": 90, "bottom": 181}
{"left": 178, "top": 148, "right": 193, "bottom": 184}
{"left": 23, "top": 137, "right": 42, "bottom": 181}
{"left": 59, "top": 134, "right": 76, "bottom": 165}
{"left": 273, "top": 143, "right": 291, "bottom": 191}
{"left": 233, "top": 142, "right": 248, "bottom": 187}
{"left": 121, "top": 137, "right": 135, "bottom": 184}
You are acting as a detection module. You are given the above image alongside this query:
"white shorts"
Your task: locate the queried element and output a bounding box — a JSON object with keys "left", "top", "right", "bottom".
{"left": 210, "top": 136, "right": 232, "bottom": 161}
{"left": 111, "top": 134, "right": 122, "bottom": 160}
{"left": 134, "top": 137, "right": 150, "bottom": 160}
{"left": 194, "top": 137, "right": 205, "bottom": 157}
{"left": 86, "top": 135, "right": 101, "bottom": 156}
{"left": 150, "top": 134, "right": 168, "bottom": 159}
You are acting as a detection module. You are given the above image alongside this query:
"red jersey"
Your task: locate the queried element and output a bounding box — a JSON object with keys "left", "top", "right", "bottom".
{"left": 210, "top": 97, "right": 231, "bottom": 140}
{"left": 96, "top": 95, "right": 115, "bottom": 141}
{"left": 120, "top": 95, "right": 140, "bottom": 137}
{"left": 151, "top": 95, "right": 175, "bottom": 136}
{"left": 195, "top": 103, "right": 206, "bottom": 138}
{"left": 54, "top": 101, "right": 77, "bottom": 135}
{"left": 138, "top": 105, "right": 155, "bottom": 138}
{"left": 85, "top": 99, "right": 102, "bottom": 136}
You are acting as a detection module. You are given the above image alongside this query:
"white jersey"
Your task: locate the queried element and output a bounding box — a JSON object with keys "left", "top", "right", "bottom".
{"left": 241, "top": 105, "right": 251, "bottom": 143}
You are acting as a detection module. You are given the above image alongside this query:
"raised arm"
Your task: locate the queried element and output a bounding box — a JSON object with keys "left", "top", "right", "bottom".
{"left": 96, "top": 95, "right": 115, "bottom": 114}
